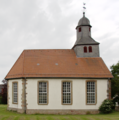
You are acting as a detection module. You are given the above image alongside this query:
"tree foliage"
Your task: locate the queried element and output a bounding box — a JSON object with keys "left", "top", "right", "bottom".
{"left": 0, "top": 79, "right": 7, "bottom": 104}
{"left": 110, "top": 61, "right": 119, "bottom": 97}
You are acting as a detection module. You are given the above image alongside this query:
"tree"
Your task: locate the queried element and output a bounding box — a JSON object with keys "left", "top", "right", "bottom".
{"left": 110, "top": 61, "right": 119, "bottom": 97}
{"left": 0, "top": 79, "right": 7, "bottom": 104}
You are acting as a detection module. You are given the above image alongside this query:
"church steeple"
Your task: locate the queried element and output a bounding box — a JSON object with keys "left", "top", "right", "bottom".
{"left": 73, "top": 12, "right": 100, "bottom": 58}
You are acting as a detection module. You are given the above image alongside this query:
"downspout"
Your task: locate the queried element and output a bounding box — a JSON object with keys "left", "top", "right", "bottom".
{"left": 108, "top": 78, "right": 111, "bottom": 100}
{"left": 22, "top": 51, "right": 26, "bottom": 113}
{"left": 25, "top": 77, "right": 26, "bottom": 114}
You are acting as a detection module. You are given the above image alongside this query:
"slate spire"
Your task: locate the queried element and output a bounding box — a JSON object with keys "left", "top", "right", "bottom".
{"left": 73, "top": 13, "right": 100, "bottom": 57}
{"left": 74, "top": 13, "right": 99, "bottom": 47}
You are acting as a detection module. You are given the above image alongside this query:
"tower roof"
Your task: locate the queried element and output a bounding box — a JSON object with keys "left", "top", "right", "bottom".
{"left": 73, "top": 12, "right": 99, "bottom": 48}
{"left": 73, "top": 36, "right": 99, "bottom": 47}
{"left": 77, "top": 12, "right": 91, "bottom": 27}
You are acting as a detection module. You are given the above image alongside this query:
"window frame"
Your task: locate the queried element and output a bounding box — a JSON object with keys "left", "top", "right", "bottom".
{"left": 37, "top": 81, "right": 49, "bottom": 105}
{"left": 89, "top": 46, "right": 92, "bottom": 52}
{"left": 86, "top": 80, "right": 97, "bottom": 105}
{"left": 61, "top": 80, "right": 73, "bottom": 105}
{"left": 84, "top": 46, "right": 87, "bottom": 53}
{"left": 12, "top": 82, "right": 18, "bottom": 104}
{"left": 79, "top": 27, "right": 81, "bottom": 32}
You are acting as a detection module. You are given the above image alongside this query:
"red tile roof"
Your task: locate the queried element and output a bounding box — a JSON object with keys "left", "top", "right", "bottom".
{"left": 5, "top": 49, "right": 113, "bottom": 79}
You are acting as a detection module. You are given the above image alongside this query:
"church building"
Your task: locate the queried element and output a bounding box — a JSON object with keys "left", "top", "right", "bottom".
{"left": 5, "top": 12, "right": 113, "bottom": 114}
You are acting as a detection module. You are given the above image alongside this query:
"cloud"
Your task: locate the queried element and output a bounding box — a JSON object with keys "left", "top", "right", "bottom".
{"left": 0, "top": 0, "right": 119, "bottom": 83}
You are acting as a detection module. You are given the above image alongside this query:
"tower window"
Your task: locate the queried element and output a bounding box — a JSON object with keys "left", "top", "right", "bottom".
{"left": 84, "top": 46, "right": 87, "bottom": 53}
{"left": 89, "top": 46, "right": 92, "bottom": 52}
{"left": 89, "top": 27, "right": 90, "bottom": 32}
{"left": 79, "top": 28, "right": 81, "bottom": 32}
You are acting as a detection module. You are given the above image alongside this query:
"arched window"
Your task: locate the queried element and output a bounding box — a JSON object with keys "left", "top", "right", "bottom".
{"left": 89, "top": 46, "right": 92, "bottom": 52}
{"left": 79, "top": 27, "right": 81, "bottom": 32}
{"left": 84, "top": 46, "right": 87, "bottom": 53}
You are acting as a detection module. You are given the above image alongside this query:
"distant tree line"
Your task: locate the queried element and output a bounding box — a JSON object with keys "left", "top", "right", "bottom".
{"left": 110, "top": 61, "right": 119, "bottom": 103}
{"left": 0, "top": 80, "right": 7, "bottom": 104}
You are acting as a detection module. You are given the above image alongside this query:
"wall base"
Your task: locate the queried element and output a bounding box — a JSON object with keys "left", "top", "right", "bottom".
{"left": 26, "top": 109, "right": 99, "bottom": 115}
{"left": 7, "top": 107, "right": 25, "bottom": 113}
{"left": 7, "top": 107, "right": 99, "bottom": 114}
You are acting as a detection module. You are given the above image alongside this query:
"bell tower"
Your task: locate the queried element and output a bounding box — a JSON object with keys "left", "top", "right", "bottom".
{"left": 73, "top": 12, "right": 100, "bottom": 57}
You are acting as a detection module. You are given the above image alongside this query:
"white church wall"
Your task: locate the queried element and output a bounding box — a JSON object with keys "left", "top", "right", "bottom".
{"left": 26, "top": 79, "right": 108, "bottom": 110}
{"left": 8, "top": 79, "right": 22, "bottom": 109}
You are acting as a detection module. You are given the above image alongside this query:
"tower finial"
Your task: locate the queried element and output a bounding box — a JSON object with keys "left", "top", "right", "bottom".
{"left": 83, "top": 3, "right": 86, "bottom": 17}
{"left": 83, "top": 12, "right": 85, "bottom": 17}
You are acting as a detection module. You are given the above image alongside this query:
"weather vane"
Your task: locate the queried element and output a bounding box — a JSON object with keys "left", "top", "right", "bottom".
{"left": 83, "top": 3, "right": 86, "bottom": 15}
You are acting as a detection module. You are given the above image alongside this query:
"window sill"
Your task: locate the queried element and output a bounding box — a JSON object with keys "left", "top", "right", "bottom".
{"left": 62, "top": 103, "right": 72, "bottom": 105}
{"left": 12, "top": 103, "right": 18, "bottom": 104}
{"left": 86, "top": 103, "right": 97, "bottom": 105}
{"left": 38, "top": 103, "right": 48, "bottom": 105}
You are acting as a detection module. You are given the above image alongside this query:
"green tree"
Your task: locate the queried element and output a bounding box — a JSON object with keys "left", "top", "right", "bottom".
{"left": 110, "top": 61, "right": 119, "bottom": 97}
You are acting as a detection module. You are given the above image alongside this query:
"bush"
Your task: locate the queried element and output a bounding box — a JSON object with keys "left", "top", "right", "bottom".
{"left": 99, "top": 99, "right": 115, "bottom": 113}
{"left": 86, "top": 111, "right": 91, "bottom": 115}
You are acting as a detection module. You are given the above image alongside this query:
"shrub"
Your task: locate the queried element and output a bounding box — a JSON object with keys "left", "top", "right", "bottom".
{"left": 86, "top": 111, "right": 91, "bottom": 115}
{"left": 99, "top": 99, "right": 115, "bottom": 113}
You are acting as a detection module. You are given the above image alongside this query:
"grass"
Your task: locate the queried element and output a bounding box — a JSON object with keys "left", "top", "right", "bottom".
{"left": 0, "top": 105, "right": 119, "bottom": 120}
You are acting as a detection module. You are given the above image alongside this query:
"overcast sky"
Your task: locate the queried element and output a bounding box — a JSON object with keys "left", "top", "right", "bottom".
{"left": 0, "top": 0, "right": 119, "bottom": 84}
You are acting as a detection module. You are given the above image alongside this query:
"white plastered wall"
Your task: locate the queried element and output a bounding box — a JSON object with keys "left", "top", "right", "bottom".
{"left": 26, "top": 79, "right": 108, "bottom": 110}
{"left": 8, "top": 79, "right": 22, "bottom": 109}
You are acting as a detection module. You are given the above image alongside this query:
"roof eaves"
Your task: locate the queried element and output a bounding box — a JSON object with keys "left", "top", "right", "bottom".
{"left": 5, "top": 50, "right": 24, "bottom": 80}
{"left": 72, "top": 43, "right": 100, "bottom": 49}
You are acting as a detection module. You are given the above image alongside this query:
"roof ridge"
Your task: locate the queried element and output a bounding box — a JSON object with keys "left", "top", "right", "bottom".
{"left": 23, "top": 49, "right": 72, "bottom": 51}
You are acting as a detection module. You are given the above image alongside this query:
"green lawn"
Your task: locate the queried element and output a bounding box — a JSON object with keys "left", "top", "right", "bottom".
{"left": 0, "top": 105, "right": 119, "bottom": 120}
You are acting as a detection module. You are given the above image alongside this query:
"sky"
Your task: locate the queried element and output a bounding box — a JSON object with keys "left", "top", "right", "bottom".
{"left": 0, "top": 0, "right": 119, "bottom": 84}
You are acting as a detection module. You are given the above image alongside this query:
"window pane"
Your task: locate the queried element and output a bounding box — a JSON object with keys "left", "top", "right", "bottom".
{"left": 79, "top": 28, "right": 81, "bottom": 32}
{"left": 89, "top": 46, "right": 92, "bottom": 52}
{"left": 87, "top": 82, "right": 95, "bottom": 104}
{"left": 84, "top": 46, "right": 87, "bottom": 53}
{"left": 13, "top": 83, "right": 18, "bottom": 103}
{"left": 39, "top": 82, "right": 47, "bottom": 104}
{"left": 63, "top": 82, "right": 71, "bottom": 104}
